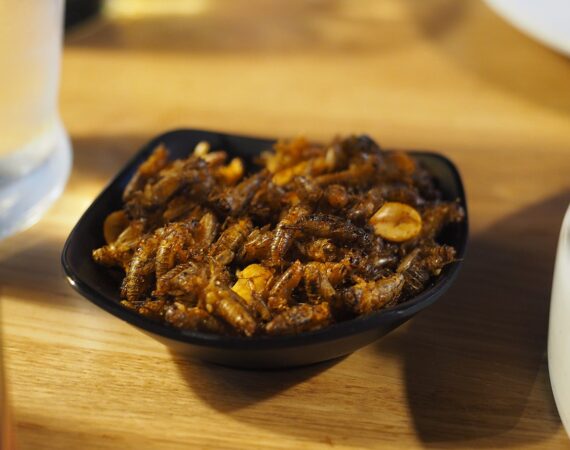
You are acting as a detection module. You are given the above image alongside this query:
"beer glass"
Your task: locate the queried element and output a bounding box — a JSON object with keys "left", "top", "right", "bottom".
{"left": 0, "top": 0, "right": 72, "bottom": 239}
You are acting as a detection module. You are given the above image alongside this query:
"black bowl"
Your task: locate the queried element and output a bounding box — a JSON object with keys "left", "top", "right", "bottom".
{"left": 62, "top": 129, "right": 468, "bottom": 369}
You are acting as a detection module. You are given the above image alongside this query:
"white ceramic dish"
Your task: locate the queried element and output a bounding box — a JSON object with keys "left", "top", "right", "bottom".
{"left": 548, "top": 204, "right": 570, "bottom": 436}
{"left": 485, "top": 0, "right": 570, "bottom": 57}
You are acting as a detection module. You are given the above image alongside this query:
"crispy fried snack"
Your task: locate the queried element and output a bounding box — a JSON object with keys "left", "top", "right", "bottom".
{"left": 93, "top": 136, "right": 464, "bottom": 336}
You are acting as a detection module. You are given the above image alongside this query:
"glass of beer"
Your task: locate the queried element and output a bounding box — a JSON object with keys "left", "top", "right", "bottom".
{"left": 0, "top": 0, "right": 72, "bottom": 239}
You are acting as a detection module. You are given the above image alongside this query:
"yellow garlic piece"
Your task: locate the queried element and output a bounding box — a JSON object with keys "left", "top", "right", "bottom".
{"left": 216, "top": 157, "right": 244, "bottom": 185}
{"left": 232, "top": 264, "right": 273, "bottom": 302}
{"left": 193, "top": 140, "right": 210, "bottom": 157}
{"left": 369, "top": 202, "right": 422, "bottom": 242}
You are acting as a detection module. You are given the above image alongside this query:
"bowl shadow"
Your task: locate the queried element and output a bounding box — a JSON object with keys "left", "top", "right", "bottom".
{"left": 170, "top": 342, "right": 413, "bottom": 447}
{"left": 402, "top": 190, "right": 569, "bottom": 445}
{"left": 171, "top": 354, "right": 345, "bottom": 413}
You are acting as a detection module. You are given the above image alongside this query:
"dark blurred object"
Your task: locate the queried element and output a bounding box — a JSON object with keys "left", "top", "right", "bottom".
{"left": 65, "top": 0, "right": 102, "bottom": 29}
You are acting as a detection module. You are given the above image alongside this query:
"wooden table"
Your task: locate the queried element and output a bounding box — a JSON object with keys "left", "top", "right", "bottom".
{"left": 2, "top": 0, "right": 570, "bottom": 448}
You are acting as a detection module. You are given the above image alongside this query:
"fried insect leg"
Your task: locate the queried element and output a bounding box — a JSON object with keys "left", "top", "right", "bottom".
{"left": 209, "top": 218, "right": 252, "bottom": 265}
{"left": 269, "top": 204, "right": 311, "bottom": 267}
{"left": 204, "top": 282, "right": 257, "bottom": 337}
{"left": 164, "top": 304, "right": 229, "bottom": 334}
{"left": 265, "top": 303, "right": 331, "bottom": 335}
{"left": 341, "top": 273, "right": 404, "bottom": 314}
{"left": 238, "top": 228, "right": 273, "bottom": 263}
{"left": 123, "top": 144, "right": 169, "bottom": 201}
{"left": 121, "top": 235, "right": 161, "bottom": 303}
{"left": 267, "top": 260, "right": 303, "bottom": 311}
{"left": 155, "top": 222, "right": 195, "bottom": 278}
{"left": 297, "top": 213, "right": 370, "bottom": 246}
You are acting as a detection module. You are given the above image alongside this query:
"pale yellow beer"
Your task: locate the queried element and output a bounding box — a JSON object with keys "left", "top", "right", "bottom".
{"left": 0, "top": 0, "right": 71, "bottom": 239}
{"left": 0, "top": 0, "right": 63, "bottom": 156}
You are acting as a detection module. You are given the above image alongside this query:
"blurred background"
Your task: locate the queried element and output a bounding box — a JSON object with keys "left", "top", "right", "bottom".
{"left": 63, "top": 0, "right": 569, "bottom": 150}
{"left": 60, "top": 0, "right": 570, "bottom": 229}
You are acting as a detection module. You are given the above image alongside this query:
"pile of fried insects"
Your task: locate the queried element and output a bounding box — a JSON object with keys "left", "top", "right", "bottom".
{"left": 93, "top": 135, "right": 464, "bottom": 336}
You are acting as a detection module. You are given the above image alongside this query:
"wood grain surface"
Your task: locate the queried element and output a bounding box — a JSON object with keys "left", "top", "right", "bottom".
{"left": 1, "top": 0, "right": 570, "bottom": 448}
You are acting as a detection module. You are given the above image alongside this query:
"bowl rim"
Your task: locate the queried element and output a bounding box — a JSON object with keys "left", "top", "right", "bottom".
{"left": 61, "top": 128, "right": 468, "bottom": 350}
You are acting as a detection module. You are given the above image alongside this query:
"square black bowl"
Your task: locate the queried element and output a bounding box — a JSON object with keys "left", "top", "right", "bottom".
{"left": 62, "top": 129, "right": 468, "bottom": 369}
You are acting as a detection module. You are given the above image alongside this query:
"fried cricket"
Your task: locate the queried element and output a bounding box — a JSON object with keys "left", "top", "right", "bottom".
{"left": 93, "top": 135, "right": 464, "bottom": 336}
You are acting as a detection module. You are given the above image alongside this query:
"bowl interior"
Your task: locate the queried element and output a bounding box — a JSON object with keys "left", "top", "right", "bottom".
{"left": 62, "top": 129, "right": 468, "bottom": 349}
